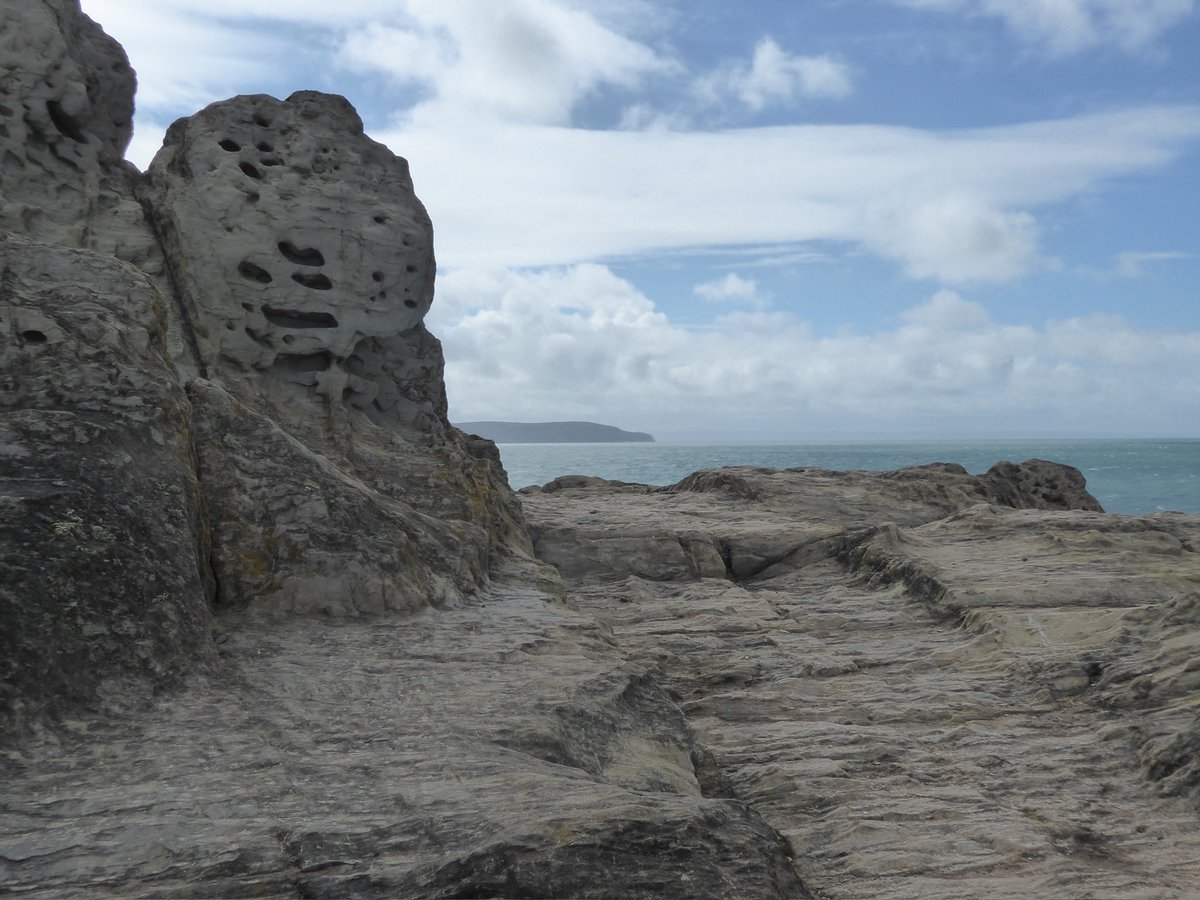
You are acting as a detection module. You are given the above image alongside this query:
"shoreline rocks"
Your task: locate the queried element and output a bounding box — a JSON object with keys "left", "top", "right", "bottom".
{"left": 2, "top": 3, "right": 1197, "bottom": 898}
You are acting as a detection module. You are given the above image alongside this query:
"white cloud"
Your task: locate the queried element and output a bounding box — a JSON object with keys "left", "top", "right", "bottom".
{"left": 868, "top": 194, "right": 1040, "bottom": 282}
{"left": 338, "top": 0, "right": 671, "bottom": 126}
{"left": 694, "top": 38, "right": 853, "bottom": 113}
{"left": 694, "top": 273, "right": 761, "bottom": 304}
{"left": 434, "top": 265, "right": 1200, "bottom": 436}
{"left": 380, "top": 106, "right": 1200, "bottom": 282}
{"left": 1113, "top": 250, "right": 1193, "bottom": 277}
{"left": 889, "top": 0, "right": 1196, "bottom": 56}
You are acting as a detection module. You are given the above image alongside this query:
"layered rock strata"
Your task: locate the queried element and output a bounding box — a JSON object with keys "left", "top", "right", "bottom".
{"left": 520, "top": 465, "right": 1200, "bottom": 897}
{"left": 2, "top": 0, "right": 528, "bottom": 728}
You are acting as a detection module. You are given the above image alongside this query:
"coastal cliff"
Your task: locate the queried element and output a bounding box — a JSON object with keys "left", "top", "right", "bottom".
{"left": 456, "top": 420, "right": 655, "bottom": 443}
{"left": 2, "top": 3, "right": 1198, "bottom": 898}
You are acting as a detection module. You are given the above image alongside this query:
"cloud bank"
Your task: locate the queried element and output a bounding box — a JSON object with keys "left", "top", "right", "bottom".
{"left": 432, "top": 266, "right": 1200, "bottom": 438}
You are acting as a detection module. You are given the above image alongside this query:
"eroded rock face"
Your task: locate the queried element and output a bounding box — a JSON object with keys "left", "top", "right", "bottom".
{"left": 138, "top": 90, "right": 528, "bottom": 617}
{"left": 0, "top": 232, "right": 215, "bottom": 732}
{"left": 0, "top": 0, "right": 159, "bottom": 269}
{"left": 144, "top": 91, "right": 434, "bottom": 403}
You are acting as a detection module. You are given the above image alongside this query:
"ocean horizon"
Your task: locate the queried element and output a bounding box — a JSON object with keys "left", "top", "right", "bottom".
{"left": 494, "top": 438, "right": 1200, "bottom": 516}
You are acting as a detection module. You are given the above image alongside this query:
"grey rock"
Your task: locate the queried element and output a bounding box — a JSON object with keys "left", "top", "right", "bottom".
{"left": 524, "top": 467, "right": 1200, "bottom": 897}
{"left": 0, "top": 0, "right": 160, "bottom": 270}
{"left": 0, "top": 231, "right": 215, "bottom": 733}
{"left": 143, "top": 91, "right": 433, "bottom": 387}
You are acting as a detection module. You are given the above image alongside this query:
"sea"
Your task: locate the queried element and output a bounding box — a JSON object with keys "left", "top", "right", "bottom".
{"left": 494, "top": 439, "right": 1200, "bottom": 516}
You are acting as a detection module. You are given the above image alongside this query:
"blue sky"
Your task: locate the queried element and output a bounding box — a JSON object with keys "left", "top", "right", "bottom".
{"left": 82, "top": 0, "right": 1199, "bottom": 439}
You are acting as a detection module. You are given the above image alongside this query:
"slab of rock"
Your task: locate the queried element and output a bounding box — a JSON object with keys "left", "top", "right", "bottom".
{"left": 522, "top": 467, "right": 1200, "bottom": 898}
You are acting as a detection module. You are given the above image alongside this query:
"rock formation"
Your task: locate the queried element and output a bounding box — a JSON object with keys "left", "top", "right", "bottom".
{"left": 520, "top": 467, "right": 1200, "bottom": 897}
{"left": 2, "top": 2, "right": 1198, "bottom": 898}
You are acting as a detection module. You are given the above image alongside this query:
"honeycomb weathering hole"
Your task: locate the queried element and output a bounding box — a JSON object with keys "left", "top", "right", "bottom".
{"left": 219, "top": 138, "right": 240, "bottom": 151}
{"left": 240, "top": 162, "right": 263, "bottom": 179}
{"left": 262, "top": 306, "right": 339, "bottom": 328}
{"left": 237, "top": 261, "right": 273, "bottom": 283}
{"left": 291, "top": 272, "right": 333, "bottom": 291}
{"left": 273, "top": 351, "right": 332, "bottom": 373}
{"left": 46, "top": 100, "right": 85, "bottom": 142}
{"left": 278, "top": 241, "right": 326, "bottom": 266}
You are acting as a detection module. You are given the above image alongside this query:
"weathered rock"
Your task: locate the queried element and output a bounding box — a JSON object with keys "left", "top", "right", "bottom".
{"left": 524, "top": 460, "right": 1100, "bottom": 584}
{"left": 0, "top": 581, "right": 810, "bottom": 899}
{"left": 0, "top": 231, "right": 214, "bottom": 734}
{"left": 523, "top": 468, "right": 1200, "bottom": 897}
{"left": 0, "top": 0, "right": 160, "bottom": 270}
{"left": 143, "top": 91, "right": 433, "bottom": 386}
{"left": 137, "top": 89, "right": 528, "bottom": 617}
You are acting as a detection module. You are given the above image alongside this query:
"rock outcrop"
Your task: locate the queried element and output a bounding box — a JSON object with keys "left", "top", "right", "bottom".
{"left": 519, "top": 466, "right": 1200, "bottom": 897}
{"left": 2, "top": 3, "right": 1198, "bottom": 899}
{"left": 1, "top": 3, "right": 811, "bottom": 898}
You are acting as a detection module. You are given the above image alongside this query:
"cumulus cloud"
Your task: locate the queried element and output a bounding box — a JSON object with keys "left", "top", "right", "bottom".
{"left": 694, "top": 273, "right": 762, "bottom": 304}
{"left": 868, "top": 194, "right": 1040, "bottom": 282}
{"left": 694, "top": 38, "right": 853, "bottom": 112}
{"left": 338, "top": 0, "right": 671, "bottom": 126}
{"left": 889, "top": 0, "right": 1196, "bottom": 56}
{"left": 432, "top": 265, "right": 1200, "bottom": 436}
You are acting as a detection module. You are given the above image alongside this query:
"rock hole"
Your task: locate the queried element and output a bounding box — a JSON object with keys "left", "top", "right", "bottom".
{"left": 241, "top": 303, "right": 256, "bottom": 312}
{"left": 46, "top": 100, "right": 86, "bottom": 142}
{"left": 291, "top": 272, "right": 333, "bottom": 291}
{"left": 378, "top": 291, "right": 386, "bottom": 299}
{"left": 246, "top": 191, "right": 260, "bottom": 203}
{"left": 219, "top": 138, "right": 240, "bottom": 151}
{"left": 244, "top": 326, "right": 271, "bottom": 345}
{"left": 262, "top": 306, "right": 338, "bottom": 328}
{"left": 371, "top": 271, "right": 383, "bottom": 282}
{"left": 21, "top": 330, "right": 48, "bottom": 343}
{"left": 404, "top": 299, "right": 417, "bottom": 309}
{"left": 1084, "top": 661, "right": 1104, "bottom": 684}
{"left": 237, "top": 261, "right": 273, "bottom": 284}
{"left": 225, "top": 321, "right": 237, "bottom": 330}
{"left": 282, "top": 334, "right": 295, "bottom": 345}
{"left": 260, "top": 158, "right": 282, "bottom": 167}
{"left": 273, "top": 351, "right": 331, "bottom": 373}
{"left": 239, "top": 162, "right": 263, "bottom": 180}
{"left": 256, "top": 141, "right": 273, "bottom": 152}
{"left": 253, "top": 113, "right": 272, "bottom": 127}
{"left": 405, "top": 265, "right": 418, "bottom": 273}
{"left": 277, "top": 241, "right": 325, "bottom": 266}
{"left": 373, "top": 215, "right": 387, "bottom": 224}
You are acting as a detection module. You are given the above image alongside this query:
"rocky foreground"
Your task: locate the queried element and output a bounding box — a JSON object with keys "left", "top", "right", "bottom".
{"left": 2, "top": 2, "right": 1198, "bottom": 898}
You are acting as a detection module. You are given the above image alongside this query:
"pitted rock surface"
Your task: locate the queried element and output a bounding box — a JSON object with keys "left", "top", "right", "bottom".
{"left": 145, "top": 91, "right": 435, "bottom": 404}
{"left": 0, "top": 0, "right": 158, "bottom": 269}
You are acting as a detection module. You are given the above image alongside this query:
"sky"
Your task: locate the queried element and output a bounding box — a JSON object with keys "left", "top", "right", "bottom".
{"left": 80, "top": 0, "right": 1200, "bottom": 440}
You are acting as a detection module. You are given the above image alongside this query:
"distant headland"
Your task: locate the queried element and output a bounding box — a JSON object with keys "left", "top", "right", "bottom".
{"left": 456, "top": 420, "right": 655, "bottom": 443}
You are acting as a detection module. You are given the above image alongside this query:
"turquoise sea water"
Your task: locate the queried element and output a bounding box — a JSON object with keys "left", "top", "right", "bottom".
{"left": 495, "top": 439, "right": 1200, "bottom": 515}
